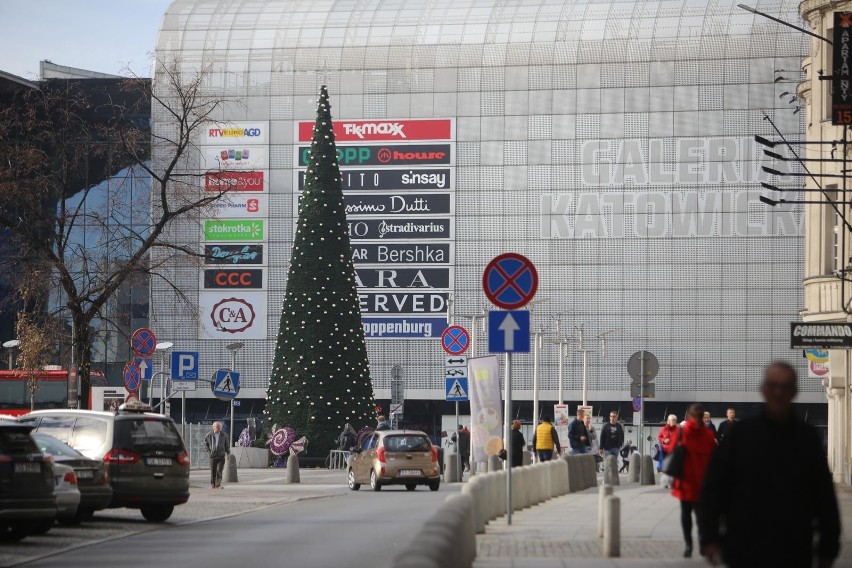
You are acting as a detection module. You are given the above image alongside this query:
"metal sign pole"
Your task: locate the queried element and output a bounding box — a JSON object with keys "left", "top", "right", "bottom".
{"left": 182, "top": 390, "right": 186, "bottom": 441}
{"left": 532, "top": 330, "right": 540, "bottom": 425}
{"left": 639, "top": 351, "right": 645, "bottom": 457}
{"left": 505, "top": 351, "right": 513, "bottom": 525}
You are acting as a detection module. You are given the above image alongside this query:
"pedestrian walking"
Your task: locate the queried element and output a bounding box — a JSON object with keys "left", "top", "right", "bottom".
{"left": 375, "top": 415, "right": 391, "bottom": 431}
{"left": 338, "top": 423, "right": 357, "bottom": 450}
{"left": 657, "top": 414, "right": 680, "bottom": 488}
{"left": 599, "top": 411, "right": 624, "bottom": 458}
{"left": 499, "top": 420, "right": 526, "bottom": 468}
{"left": 700, "top": 362, "right": 840, "bottom": 567}
{"left": 567, "top": 408, "right": 591, "bottom": 455}
{"left": 584, "top": 414, "right": 601, "bottom": 471}
{"left": 703, "top": 411, "right": 717, "bottom": 436}
{"left": 451, "top": 425, "right": 471, "bottom": 471}
{"left": 204, "top": 421, "right": 230, "bottom": 489}
{"left": 670, "top": 403, "right": 716, "bottom": 558}
{"left": 532, "top": 416, "right": 561, "bottom": 462}
{"left": 715, "top": 407, "right": 736, "bottom": 443}
{"left": 618, "top": 440, "right": 635, "bottom": 473}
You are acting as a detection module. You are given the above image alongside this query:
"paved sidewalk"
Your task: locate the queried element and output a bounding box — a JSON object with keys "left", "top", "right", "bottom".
{"left": 475, "top": 477, "right": 852, "bottom": 568}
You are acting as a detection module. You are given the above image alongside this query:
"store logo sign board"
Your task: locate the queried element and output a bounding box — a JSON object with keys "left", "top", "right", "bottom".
{"left": 358, "top": 292, "right": 447, "bottom": 315}
{"left": 355, "top": 268, "right": 451, "bottom": 289}
{"left": 351, "top": 243, "right": 452, "bottom": 265}
{"left": 299, "top": 168, "right": 453, "bottom": 191}
{"left": 199, "top": 291, "right": 267, "bottom": 340}
{"left": 204, "top": 171, "right": 266, "bottom": 192}
{"left": 205, "top": 244, "right": 265, "bottom": 266}
{"left": 209, "top": 195, "right": 267, "bottom": 218}
{"left": 201, "top": 147, "right": 268, "bottom": 171}
{"left": 362, "top": 316, "right": 449, "bottom": 339}
{"left": 297, "top": 144, "right": 453, "bottom": 167}
{"left": 203, "top": 269, "right": 265, "bottom": 289}
{"left": 203, "top": 220, "right": 264, "bottom": 242}
{"left": 790, "top": 323, "right": 852, "bottom": 349}
{"left": 347, "top": 218, "right": 452, "bottom": 241}
{"left": 297, "top": 119, "right": 453, "bottom": 142}
{"left": 202, "top": 122, "right": 268, "bottom": 145}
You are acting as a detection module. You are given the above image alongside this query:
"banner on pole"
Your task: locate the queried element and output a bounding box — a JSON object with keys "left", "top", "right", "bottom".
{"left": 468, "top": 355, "right": 503, "bottom": 464}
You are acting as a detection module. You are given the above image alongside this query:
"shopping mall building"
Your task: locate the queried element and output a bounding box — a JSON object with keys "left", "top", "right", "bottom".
{"left": 151, "top": 0, "right": 823, "bottom": 438}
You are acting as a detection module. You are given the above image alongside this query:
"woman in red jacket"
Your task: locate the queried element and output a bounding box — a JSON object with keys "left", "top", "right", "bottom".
{"left": 657, "top": 414, "right": 679, "bottom": 488}
{"left": 671, "top": 403, "right": 717, "bottom": 558}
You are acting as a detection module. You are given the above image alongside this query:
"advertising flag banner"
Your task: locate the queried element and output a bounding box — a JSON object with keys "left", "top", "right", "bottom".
{"left": 468, "top": 355, "right": 503, "bottom": 464}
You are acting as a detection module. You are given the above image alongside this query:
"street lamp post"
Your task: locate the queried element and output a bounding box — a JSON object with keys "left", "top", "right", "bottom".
{"left": 225, "top": 342, "right": 245, "bottom": 449}
{"left": 155, "top": 342, "right": 174, "bottom": 417}
{"left": 3, "top": 339, "right": 20, "bottom": 370}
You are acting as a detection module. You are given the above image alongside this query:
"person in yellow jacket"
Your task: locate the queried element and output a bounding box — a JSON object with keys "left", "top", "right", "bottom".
{"left": 531, "top": 416, "right": 562, "bottom": 462}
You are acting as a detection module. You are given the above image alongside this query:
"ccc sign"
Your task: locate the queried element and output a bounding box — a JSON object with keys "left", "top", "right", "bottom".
{"left": 203, "top": 269, "right": 263, "bottom": 289}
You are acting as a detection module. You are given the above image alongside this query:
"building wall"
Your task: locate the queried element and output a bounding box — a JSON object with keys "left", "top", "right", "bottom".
{"left": 152, "top": 0, "right": 815, "bottom": 406}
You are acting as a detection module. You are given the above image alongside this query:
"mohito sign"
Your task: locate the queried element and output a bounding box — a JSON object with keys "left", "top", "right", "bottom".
{"left": 299, "top": 168, "right": 452, "bottom": 191}
{"left": 297, "top": 119, "right": 452, "bottom": 142}
{"left": 297, "top": 144, "right": 452, "bottom": 167}
{"left": 790, "top": 323, "right": 852, "bottom": 349}
{"left": 204, "top": 244, "right": 265, "bottom": 265}
{"left": 199, "top": 291, "right": 267, "bottom": 340}
{"left": 351, "top": 243, "right": 452, "bottom": 265}
{"left": 204, "top": 171, "right": 266, "bottom": 192}
{"left": 203, "top": 269, "right": 264, "bottom": 289}
{"left": 347, "top": 218, "right": 452, "bottom": 240}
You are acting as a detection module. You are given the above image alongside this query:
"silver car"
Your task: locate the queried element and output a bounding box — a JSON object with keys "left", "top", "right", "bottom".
{"left": 32, "top": 463, "right": 80, "bottom": 535}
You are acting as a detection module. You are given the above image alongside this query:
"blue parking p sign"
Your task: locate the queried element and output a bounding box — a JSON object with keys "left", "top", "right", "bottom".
{"left": 171, "top": 351, "right": 199, "bottom": 380}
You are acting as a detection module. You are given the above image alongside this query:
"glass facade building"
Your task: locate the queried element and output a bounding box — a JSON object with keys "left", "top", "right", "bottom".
{"left": 152, "top": 0, "right": 817, "bottom": 413}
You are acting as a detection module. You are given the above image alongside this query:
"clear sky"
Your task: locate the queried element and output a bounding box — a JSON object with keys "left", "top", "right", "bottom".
{"left": 1, "top": 0, "right": 175, "bottom": 80}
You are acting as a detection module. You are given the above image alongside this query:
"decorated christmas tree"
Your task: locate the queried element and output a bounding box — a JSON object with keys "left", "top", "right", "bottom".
{"left": 265, "top": 86, "right": 376, "bottom": 456}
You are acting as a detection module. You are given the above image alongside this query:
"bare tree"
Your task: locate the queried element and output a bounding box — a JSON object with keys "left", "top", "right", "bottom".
{"left": 0, "top": 58, "right": 237, "bottom": 405}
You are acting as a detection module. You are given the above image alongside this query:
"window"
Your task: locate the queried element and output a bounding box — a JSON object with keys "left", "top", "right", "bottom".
{"left": 114, "top": 419, "right": 183, "bottom": 452}
{"left": 383, "top": 435, "right": 431, "bottom": 452}
{"left": 70, "top": 417, "right": 109, "bottom": 455}
{"left": 823, "top": 185, "right": 839, "bottom": 275}
{"left": 33, "top": 416, "right": 75, "bottom": 444}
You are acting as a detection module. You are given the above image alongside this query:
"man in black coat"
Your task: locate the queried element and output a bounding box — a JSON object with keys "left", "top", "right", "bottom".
{"left": 599, "top": 411, "right": 625, "bottom": 458}
{"left": 700, "top": 362, "right": 840, "bottom": 568}
{"left": 567, "top": 408, "right": 591, "bottom": 455}
{"left": 715, "top": 407, "right": 736, "bottom": 443}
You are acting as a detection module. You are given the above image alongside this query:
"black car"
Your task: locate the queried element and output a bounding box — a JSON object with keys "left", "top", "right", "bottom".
{"left": 0, "top": 422, "right": 56, "bottom": 541}
{"left": 33, "top": 432, "right": 112, "bottom": 524}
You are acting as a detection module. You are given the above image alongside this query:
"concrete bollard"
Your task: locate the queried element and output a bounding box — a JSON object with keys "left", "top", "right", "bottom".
{"left": 604, "top": 454, "right": 620, "bottom": 486}
{"left": 583, "top": 455, "right": 598, "bottom": 488}
{"left": 640, "top": 455, "right": 657, "bottom": 486}
{"left": 555, "top": 459, "right": 570, "bottom": 495}
{"left": 476, "top": 461, "right": 487, "bottom": 476}
{"left": 284, "top": 454, "right": 300, "bottom": 483}
{"left": 602, "top": 496, "right": 621, "bottom": 558}
{"left": 566, "top": 455, "right": 580, "bottom": 493}
{"left": 222, "top": 454, "right": 238, "bottom": 483}
{"left": 462, "top": 476, "right": 487, "bottom": 534}
{"left": 522, "top": 450, "right": 532, "bottom": 465}
{"left": 444, "top": 451, "right": 460, "bottom": 483}
{"left": 488, "top": 455, "right": 502, "bottom": 472}
{"left": 628, "top": 453, "right": 640, "bottom": 482}
{"left": 597, "top": 484, "right": 614, "bottom": 537}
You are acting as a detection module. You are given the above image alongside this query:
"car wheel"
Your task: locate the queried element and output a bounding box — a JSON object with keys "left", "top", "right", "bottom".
{"left": 29, "top": 519, "right": 55, "bottom": 535}
{"left": 58, "top": 511, "right": 84, "bottom": 526}
{"left": 0, "top": 522, "right": 36, "bottom": 542}
{"left": 348, "top": 469, "right": 361, "bottom": 491}
{"left": 429, "top": 481, "right": 440, "bottom": 492}
{"left": 405, "top": 483, "right": 416, "bottom": 491}
{"left": 140, "top": 505, "right": 175, "bottom": 523}
{"left": 370, "top": 470, "right": 382, "bottom": 491}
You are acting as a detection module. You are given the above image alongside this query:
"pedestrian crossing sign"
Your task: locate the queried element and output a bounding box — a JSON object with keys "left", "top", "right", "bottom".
{"left": 445, "top": 377, "right": 469, "bottom": 402}
{"left": 212, "top": 369, "right": 240, "bottom": 400}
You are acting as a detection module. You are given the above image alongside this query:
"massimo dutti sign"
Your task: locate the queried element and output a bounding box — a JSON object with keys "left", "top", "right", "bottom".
{"left": 790, "top": 323, "right": 852, "bottom": 349}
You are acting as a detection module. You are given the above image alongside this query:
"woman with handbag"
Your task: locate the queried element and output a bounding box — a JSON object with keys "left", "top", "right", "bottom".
{"left": 657, "top": 414, "right": 679, "bottom": 488}
{"left": 670, "top": 403, "right": 717, "bottom": 559}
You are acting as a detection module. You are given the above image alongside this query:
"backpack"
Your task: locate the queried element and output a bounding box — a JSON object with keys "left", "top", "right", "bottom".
{"left": 620, "top": 445, "right": 630, "bottom": 459}
{"left": 652, "top": 444, "right": 660, "bottom": 460}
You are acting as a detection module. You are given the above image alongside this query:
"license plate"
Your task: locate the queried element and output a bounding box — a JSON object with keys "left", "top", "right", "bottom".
{"left": 14, "top": 462, "right": 40, "bottom": 474}
{"left": 398, "top": 469, "right": 421, "bottom": 477}
{"left": 145, "top": 457, "right": 172, "bottom": 467}
{"left": 76, "top": 469, "right": 94, "bottom": 479}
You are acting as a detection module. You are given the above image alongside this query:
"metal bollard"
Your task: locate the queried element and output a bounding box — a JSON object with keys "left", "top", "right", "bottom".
{"left": 602, "top": 496, "right": 621, "bottom": 558}
{"left": 222, "top": 454, "right": 238, "bottom": 483}
{"left": 597, "top": 484, "right": 613, "bottom": 537}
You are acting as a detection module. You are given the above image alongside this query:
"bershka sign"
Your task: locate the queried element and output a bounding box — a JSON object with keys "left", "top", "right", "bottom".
{"left": 347, "top": 218, "right": 452, "bottom": 240}
{"left": 199, "top": 292, "right": 267, "bottom": 340}
{"left": 201, "top": 122, "right": 268, "bottom": 145}
{"left": 204, "top": 269, "right": 264, "bottom": 289}
{"left": 351, "top": 243, "right": 452, "bottom": 265}
{"left": 210, "top": 195, "right": 267, "bottom": 218}
{"left": 297, "top": 119, "right": 452, "bottom": 142}
{"left": 205, "top": 244, "right": 265, "bottom": 265}
{"left": 204, "top": 220, "right": 264, "bottom": 241}
{"left": 297, "top": 144, "right": 452, "bottom": 167}
{"left": 299, "top": 168, "right": 452, "bottom": 191}
{"left": 205, "top": 171, "right": 266, "bottom": 192}
{"left": 790, "top": 323, "right": 852, "bottom": 349}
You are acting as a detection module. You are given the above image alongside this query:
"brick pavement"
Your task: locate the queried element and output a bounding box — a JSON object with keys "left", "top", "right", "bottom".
{"left": 474, "top": 476, "right": 852, "bottom": 568}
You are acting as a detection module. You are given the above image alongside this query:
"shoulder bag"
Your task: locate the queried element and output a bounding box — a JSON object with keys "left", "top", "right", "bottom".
{"left": 661, "top": 428, "right": 686, "bottom": 478}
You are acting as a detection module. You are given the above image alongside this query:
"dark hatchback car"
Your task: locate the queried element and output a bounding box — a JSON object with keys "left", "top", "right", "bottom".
{"left": 33, "top": 432, "right": 112, "bottom": 524}
{"left": 22, "top": 403, "right": 190, "bottom": 522}
{"left": 0, "top": 422, "right": 56, "bottom": 541}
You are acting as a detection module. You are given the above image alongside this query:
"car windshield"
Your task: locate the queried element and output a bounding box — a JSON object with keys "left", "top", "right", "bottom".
{"left": 114, "top": 418, "right": 184, "bottom": 452}
{"left": 383, "top": 435, "right": 431, "bottom": 452}
{"left": 0, "top": 428, "right": 40, "bottom": 454}
{"left": 34, "top": 433, "right": 86, "bottom": 459}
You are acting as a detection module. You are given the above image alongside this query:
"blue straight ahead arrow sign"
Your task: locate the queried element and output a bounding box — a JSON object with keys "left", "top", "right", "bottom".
{"left": 488, "top": 311, "right": 530, "bottom": 353}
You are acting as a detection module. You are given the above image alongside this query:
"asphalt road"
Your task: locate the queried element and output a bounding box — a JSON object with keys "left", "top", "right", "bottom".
{"left": 21, "top": 481, "right": 458, "bottom": 568}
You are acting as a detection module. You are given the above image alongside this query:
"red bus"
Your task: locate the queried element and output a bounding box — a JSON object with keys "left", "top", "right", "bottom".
{"left": 0, "top": 369, "right": 107, "bottom": 416}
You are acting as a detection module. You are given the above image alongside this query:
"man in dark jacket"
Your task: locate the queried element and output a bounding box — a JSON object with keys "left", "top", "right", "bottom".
{"left": 700, "top": 362, "right": 840, "bottom": 568}
{"left": 567, "top": 408, "right": 591, "bottom": 455}
{"left": 599, "top": 411, "right": 625, "bottom": 457}
{"left": 451, "top": 426, "right": 471, "bottom": 471}
{"left": 715, "top": 407, "right": 736, "bottom": 443}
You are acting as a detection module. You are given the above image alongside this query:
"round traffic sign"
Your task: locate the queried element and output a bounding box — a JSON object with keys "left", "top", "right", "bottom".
{"left": 441, "top": 326, "right": 470, "bottom": 355}
{"left": 125, "top": 393, "right": 140, "bottom": 405}
{"left": 131, "top": 328, "right": 157, "bottom": 358}
{"left": 482, "top": 253, "right": 538, "bottom": 310}
{"left": 627, "top": 351, "right": 659, "bottom": 385}
{"left": 123, "top": 361, "right": 142, "bottom": 393}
